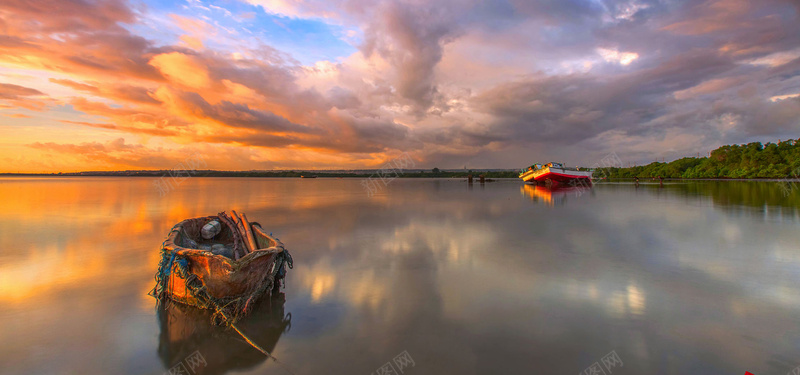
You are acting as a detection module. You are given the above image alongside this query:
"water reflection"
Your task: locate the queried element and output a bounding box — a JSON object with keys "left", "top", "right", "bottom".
{"left": 520, "top": 184, "right": 594, "bottom": 206}
{"left": 1, "top": 177, "right": 800, "bottom": 375}
{"left": 158, "top": 293, "right": 291, "bottom": 375}
{"left": 600, "top": 180, "right": 800, "bottom": 219}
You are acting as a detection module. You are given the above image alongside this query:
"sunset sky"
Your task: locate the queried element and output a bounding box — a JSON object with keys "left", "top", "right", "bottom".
{"left": 1, "top": 0, "right": 799, "bottom": 172}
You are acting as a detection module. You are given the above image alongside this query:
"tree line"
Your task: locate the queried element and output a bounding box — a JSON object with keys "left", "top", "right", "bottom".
{"left": 598, "top": 139, "right": 800, "bottom": 179}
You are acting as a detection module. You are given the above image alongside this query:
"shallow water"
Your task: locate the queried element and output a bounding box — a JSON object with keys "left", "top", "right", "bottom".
{"left": 1, "top": 177, "right": 799, "bottom": 375}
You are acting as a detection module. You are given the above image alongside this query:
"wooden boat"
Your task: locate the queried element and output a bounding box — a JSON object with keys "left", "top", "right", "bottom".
{"left": 150, "top": 212, "right": 293, "bottom": 323}
{"left": 300, "top": 175, "right": 317, "bottom": 178}
{"left": 519, "top": 162, "right": 593, "bottom": 187}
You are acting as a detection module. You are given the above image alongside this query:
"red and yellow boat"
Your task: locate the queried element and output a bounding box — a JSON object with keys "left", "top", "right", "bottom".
{"left": 519, "top": 162, "right": 593, "bottom": 186}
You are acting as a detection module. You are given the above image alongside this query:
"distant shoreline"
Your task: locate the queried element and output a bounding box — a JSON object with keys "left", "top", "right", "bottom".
{"left": 0, "top": 172, "right": 794, "bottom": 182}
{"left": 0, "top": 170, "right": 520, "bottom": 178}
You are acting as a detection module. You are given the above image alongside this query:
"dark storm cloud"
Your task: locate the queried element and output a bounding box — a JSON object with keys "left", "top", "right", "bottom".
{"left": 434, "top": 0, "right": 800, "bottom": 160}
{"left": 317, "top": 0, "right": 799, "bottom": 164}
{"left": 359, "top": 1, "right": 464, "bottom": 112}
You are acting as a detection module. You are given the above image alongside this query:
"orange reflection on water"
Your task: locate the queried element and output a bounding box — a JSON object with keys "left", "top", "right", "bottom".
{"left": 0, "top": 241, "right": 106, "bottom": 302}
{"left": 0, "top": 178, "right": 187, "bottom": 308}
{"left": 520, "top": 184, "right": 591, "bottom": 206}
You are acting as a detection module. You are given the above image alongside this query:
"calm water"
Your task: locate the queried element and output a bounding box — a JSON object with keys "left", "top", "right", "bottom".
{"left": 1, "top": 177, "right": 799, "bottom": 375}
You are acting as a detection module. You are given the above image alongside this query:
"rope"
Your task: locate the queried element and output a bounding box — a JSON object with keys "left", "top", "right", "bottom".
{"left": 230, "top": 323, "right": 297, "bottom": 375}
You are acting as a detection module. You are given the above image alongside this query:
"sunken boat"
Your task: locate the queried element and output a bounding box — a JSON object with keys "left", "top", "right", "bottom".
{"left": 150, "top": 210, "right": 293, "bottom": 324}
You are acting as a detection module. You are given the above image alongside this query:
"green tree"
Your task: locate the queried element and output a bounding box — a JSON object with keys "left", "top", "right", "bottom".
{"left": 602, "top": 138, "right": 800, "bottom": 179}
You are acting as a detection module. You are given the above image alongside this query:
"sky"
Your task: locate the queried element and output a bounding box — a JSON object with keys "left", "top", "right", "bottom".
{"left": 0, "top": 0, "right": 799, "bottom": 172}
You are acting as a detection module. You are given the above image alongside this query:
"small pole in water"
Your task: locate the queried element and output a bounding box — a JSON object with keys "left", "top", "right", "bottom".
{"left": 479, "top": 174, "right": 485, "bottom": 184}
{"left": 468, "top": 174, "right": 473, "bottom": 184}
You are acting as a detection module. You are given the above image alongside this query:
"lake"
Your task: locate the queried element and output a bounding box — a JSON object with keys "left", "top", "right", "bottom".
{"left": 1, "top": 177, "right": 799, "bottom": 375}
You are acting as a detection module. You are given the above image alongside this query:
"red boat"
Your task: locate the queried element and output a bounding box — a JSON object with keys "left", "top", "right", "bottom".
{"left": 519, "top": 162, "right": 593, "bottom": 187}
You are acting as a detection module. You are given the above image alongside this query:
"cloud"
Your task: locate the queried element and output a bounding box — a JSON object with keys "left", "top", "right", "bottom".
{"left": 0, "top": 83, "right": 45, "bottom": 98}
{"left": 1, "top": 0, "right": 135, "bottom": 32}
{"left": 48, "top": 79, "right": 100, "bottom": 93}
{"left": 462, "top": 41, "right": 799, "bottom": 163}
{"left": 747, "top": 49, "right": 800, "bottom": 67}
{"left": 169, "top": 14, "right": 218, "bottom": 50}
{"left": 672, "top": 77, "right": 745, "bottom": 100}
{"left": 770, "top": 93, "right": 800, "bottom": 102}
{"left": 0, "top": 83, "right": 51, "bottom": 110}
{"left": 151, "top": 86, "right": 317, "bottom": 134}
{"left": 597, "top": 48, "right": 639, "bottom": 66}
{"left": 661, "top": 0, "right": 755, "bottom": 36}
{"left": 28, "top": 138, "right": 168, "bottom": 168}
{"left": 2, "top": 0, "right": 800, "bottom": 171}
{"left": 359, "top": 1, "right": 464, "bottom": 112}
{"left": 59, "top": 120, "right": 178, "bottom": 137}
{"left": 149, "top": 52, "right": 213, "bottom": 89}
{"left": 2, "top": 113, "right": 32, "bottom": 118}
{"left": 246, "top": 0, "right": 309, "bottom": 18}
{"left": 26, "top": 137, "right": 271, "bottom": 170}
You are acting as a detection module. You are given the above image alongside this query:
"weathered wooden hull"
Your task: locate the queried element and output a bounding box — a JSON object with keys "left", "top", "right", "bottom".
{"left": 153, "top": 215, "right": 292, "bottom": 317}
{"left": 164, "top": 248, "right": 282, "bottom": 305}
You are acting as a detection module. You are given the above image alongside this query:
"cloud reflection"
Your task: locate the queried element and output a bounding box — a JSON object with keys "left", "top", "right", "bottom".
{"left": 2, "top": 179, "right": 800, "bottom": 374}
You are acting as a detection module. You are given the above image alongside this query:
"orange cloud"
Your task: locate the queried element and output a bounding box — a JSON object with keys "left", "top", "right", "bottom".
{"left": 179, "top": 35, "right": 204, "bottom": 50}
{"left": 2, "top": 113, "right": 31, "bottom": 118}
{"left": 48, "top": 78, "right": 100, "bottom": 93}
{"left": 170, "top": 14, "right": 216, "bottom": 36}
{"left": 0, "top": 0, "right": 429, "bottom": 171}
{"left": 149, "top": 52, "right": 213, "bottom": 89}
{"left": 0, "top": 83, "right": 52, "bottom": 111}
{"left": 59, "top": 120, "right": 179, "bottom": 137}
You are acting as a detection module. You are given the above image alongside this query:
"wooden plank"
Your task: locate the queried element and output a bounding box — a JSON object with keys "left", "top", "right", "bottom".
{"left": 217, "top": 211, "right": 243, "bottom": 258}
{"left": 230, "top": 210, "right": 254, "bottom": 255}
{"left": 230, "top": 210, "right": 248, "bottom": 258}
{"left": 240, "top": 213, "right": 259, "bottom": 251}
